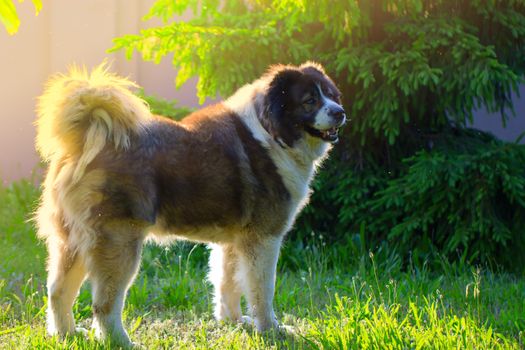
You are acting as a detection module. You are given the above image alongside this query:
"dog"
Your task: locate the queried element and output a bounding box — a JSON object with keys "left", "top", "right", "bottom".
{"left": 35, "top": 62, "right": 345, "bottom": 347}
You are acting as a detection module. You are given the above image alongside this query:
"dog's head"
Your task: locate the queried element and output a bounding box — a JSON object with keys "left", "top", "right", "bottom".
{"left": 264, "top": 62, "right": 346, "bottom": 147}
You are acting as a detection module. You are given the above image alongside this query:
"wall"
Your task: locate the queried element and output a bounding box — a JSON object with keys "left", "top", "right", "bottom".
{"left": 470, "top": 85, "right": 525, "bottom": 143}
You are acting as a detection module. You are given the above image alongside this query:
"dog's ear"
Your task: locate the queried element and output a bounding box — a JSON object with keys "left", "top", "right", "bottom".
{"left": 264, "top": 68, "right": 302, "bottom": 147}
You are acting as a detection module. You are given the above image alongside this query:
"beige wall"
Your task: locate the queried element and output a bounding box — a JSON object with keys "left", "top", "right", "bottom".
{"left": 0, "top": 0, "right": 201, "bottom": 183}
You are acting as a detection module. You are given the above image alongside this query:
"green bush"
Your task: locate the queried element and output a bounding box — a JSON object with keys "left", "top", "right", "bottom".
{"left": 372, "top": 131, "right": 525, "bottom": 268}
{"left": 298, "top": 129, "right": 525, "bottom": 270}
{"left": 137, "top": 89, "right": 193, "bottom": 120}
{"left": 113, "top": 1, "right": 525, "bottom": 270}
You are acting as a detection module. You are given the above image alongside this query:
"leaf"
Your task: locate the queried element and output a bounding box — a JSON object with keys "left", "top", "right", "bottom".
{"left": 515, "top": 131, "right": 525, "bottom": 144}
{"left": 129, "top": 316, "right": 143, "bottom": 335}
{"left": 0, "top": 0, "right": 41, "bottom": 35}
{"left": 0, "top": 0, "right": 20, "bottom": 35}
{"left": 31, "top": 0, "right": 42, "bottom": 15}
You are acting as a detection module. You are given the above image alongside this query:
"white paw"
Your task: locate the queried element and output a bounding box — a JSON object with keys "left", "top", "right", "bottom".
{"left": 241, "top": 315, "right": 279, "bottom": 332}
{"left": 241, "top": 315, "right": 254, "bottom": 326}
{"left": 278, "top": 324, "right": 295, "bottom": 334}
{"left": 75, "top": 327, "right": 89, "bottom": 336}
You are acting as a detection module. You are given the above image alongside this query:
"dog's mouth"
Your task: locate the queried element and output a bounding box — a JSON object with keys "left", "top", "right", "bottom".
{"left": 304, "top": 125, "right": 341, "bottom": 143}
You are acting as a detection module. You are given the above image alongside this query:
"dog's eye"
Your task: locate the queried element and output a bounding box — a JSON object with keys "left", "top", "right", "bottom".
{"left": 303, "top": 98, "right": 316, "bottom": 105}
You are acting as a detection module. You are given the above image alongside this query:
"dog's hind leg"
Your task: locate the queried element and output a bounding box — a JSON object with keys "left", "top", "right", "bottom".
{"left": 86, "top": 231, "right": 143, "bottom": 347}
{"left": 209, "top": 243, "right": 242, "bottom": 322}
{"left": 236, "top": 235, "right": 283, "bottom": 331}
{"left": 46, "top": 238, "right": 87, "bottom": 336}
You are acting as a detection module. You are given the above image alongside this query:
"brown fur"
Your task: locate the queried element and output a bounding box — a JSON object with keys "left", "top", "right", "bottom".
{"left": 35, "top": 62, "right": 344, "bottom": 347}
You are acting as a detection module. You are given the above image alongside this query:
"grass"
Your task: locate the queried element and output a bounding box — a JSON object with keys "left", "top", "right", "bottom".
{"left": 0, "top": 180, "right": 524, "bottom": 349}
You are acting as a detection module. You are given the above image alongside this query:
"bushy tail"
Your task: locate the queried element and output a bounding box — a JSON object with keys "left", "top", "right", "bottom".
{"left": 36, "top": 63, "right": 150, "bottom": 181}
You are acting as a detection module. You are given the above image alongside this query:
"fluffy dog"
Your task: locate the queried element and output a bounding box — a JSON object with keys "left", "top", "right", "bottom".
{"left": 35, "top": 62, "right": 345, "bottom": 347}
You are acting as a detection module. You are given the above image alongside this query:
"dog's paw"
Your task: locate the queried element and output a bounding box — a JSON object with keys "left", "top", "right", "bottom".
{"left": 74, "top": 327, "right": 89, "bottom": 336}
{"left": 130, "top": 342, "right": 145, "bottom": 349}
{"left": 241, "top": 315, "right": 279, "bottom": 332}
{"left": 277, "top": 323, "right": 295, "bottom": 334}
{"left": 240, "top": 315, "right": 254, "bottom": 326}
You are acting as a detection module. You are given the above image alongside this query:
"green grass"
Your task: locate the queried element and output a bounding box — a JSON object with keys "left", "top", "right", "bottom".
{"left": 0, "top": 180, "right": 524, "bottom": 349}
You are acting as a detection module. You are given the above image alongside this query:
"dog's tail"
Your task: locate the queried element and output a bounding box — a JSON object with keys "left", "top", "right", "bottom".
{"left": 36, "top": 63, "right": 150, "bottom": 181}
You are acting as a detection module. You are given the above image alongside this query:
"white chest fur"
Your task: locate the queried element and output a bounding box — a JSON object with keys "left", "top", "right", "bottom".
{"left": 269, "top": 138, "right": 328, "bottom": 216}
{"left": 224, "top": 84, "right": 331, "bottom": 232}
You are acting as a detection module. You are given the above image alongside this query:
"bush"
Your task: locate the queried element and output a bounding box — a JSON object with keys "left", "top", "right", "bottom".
{"left": 137, "top": 89, "right": 193, "bottom": 120}
{"left": 114, "top": 1, "right": 525, "bottom": 270}
{"left": 372, "top": 131, "right": 525, "bottom": 268}
{"left": 298, "top": 129, "right": 525, "bottom": 271}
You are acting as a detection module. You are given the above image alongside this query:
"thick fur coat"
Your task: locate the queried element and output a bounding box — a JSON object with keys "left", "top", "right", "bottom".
{"left": 35, "top": 62, "right": 345, "bottom": 347}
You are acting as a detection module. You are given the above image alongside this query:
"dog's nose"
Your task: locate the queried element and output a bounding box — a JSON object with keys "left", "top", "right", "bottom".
{"left": 329, "top": 106, "right": 346, "bottom": 124}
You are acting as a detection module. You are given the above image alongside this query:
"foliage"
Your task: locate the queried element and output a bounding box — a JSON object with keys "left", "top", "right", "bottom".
{"left": 111, "top": 0, "right": 524, "bottom": 139}
{"left": 111, "top": 1, "right": 525, "bottom": 268}
{"left": 299, "top": 129, "right": 525, "bottom": 271}
{"left": 0, "top": 0, "right": 41, "bottom": 35}
{"left": 1, "top": 181, "right": 524, "bottom": 348}
{"left": 371, "top": 131, "right": 525, "bottom": 268}
{"left": 136, "top": 89, "right": 193, "bottom": 120}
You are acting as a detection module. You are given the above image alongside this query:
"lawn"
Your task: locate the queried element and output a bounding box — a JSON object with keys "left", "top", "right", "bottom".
{"left": 0, "top": 180, "right": 524, "bottom": 349}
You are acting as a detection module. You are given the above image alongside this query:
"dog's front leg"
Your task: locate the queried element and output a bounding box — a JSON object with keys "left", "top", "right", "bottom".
{"left": 236, "top": 235, "right": 282, "bottom": 331}
{"left": 209, "top": 243, "right": 243, "bottom": 322}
